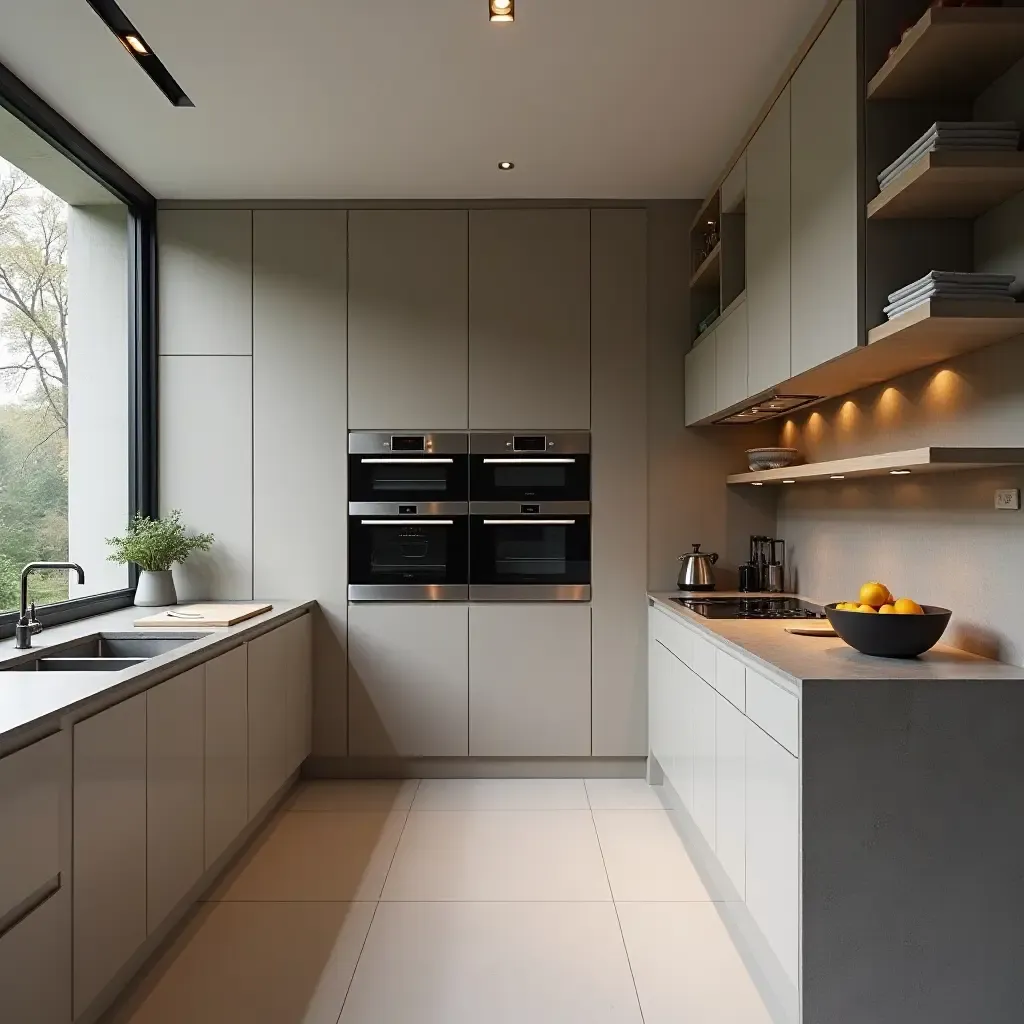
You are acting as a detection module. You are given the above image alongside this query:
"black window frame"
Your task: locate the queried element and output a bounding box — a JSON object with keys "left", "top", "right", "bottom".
{"left": 0, "top": 60, "right": 157, "bottom": 637}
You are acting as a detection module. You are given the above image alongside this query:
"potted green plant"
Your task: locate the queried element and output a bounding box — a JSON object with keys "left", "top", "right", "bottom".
{"left": 107, "top": 510, "right": 215, "bottom": 607}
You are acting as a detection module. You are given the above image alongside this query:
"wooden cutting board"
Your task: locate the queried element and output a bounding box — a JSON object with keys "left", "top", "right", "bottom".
{"left": 134, "top": 603, "right": 273, "bottom": 628}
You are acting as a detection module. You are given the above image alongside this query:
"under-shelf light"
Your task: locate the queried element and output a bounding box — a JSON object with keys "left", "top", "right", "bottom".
{"left": 831, "top": 474, "right": 846, "bottom": 480}
{"left": 490, "top": 0, "right": 514, "bottom": 22}
{"left": 751, "top": 482, "right": 764, "bottom": 487}
{"left": 783, "top": 479, "right": 795, "bottom": 484}
{"left": 890, "top": 469, "right": 912, "bottom": 475}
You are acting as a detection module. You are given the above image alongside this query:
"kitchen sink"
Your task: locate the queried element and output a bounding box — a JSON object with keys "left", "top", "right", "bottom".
{"left": 1, "top": 632, "right": 208, "bottom": 672}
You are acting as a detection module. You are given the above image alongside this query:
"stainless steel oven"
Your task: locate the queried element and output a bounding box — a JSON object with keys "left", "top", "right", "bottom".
{"left": 469, "top": 501, "right": 591, "bottom": 601}
{"left": 349, "top": 432, "right": 468, "bottom": 504}
{"left": 470, "top": 432, "right": 590, "bottom": 502}
{"left": 348, "top": 502, "right": 468, "bottom": 601}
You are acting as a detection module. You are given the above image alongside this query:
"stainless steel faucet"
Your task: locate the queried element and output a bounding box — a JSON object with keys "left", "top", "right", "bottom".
{"left": 17, "top": 562, "right": 87, "bottom": 649}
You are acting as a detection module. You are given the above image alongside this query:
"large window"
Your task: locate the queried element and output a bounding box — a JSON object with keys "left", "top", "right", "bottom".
{"left": 0, "top": 65, "right": 155, "bottom": 628}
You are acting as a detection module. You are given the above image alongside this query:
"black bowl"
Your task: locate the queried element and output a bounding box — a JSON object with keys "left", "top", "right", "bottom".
{"left": 824, "top": 604, "right": 952, "bottom": 659}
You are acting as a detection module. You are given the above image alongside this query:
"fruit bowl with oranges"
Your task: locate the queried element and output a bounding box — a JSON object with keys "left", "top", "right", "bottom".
{"left": 825, "top": 582, "right": 951, "bottom": 659}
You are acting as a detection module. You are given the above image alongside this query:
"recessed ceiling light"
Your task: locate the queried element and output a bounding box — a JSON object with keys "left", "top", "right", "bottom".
{"left": 498, "top": 161, "right": 515, "bottom": 170}
{"left": 831, "top": 475, "right": 845, "bottom": 480}
{"left": 783, "top": 479, "right": 795, "bottom": 484}
{"left": 123, "top": 34, "right": 148, "bottom": 54}
{"left": 890, "top": 469, "right": 911, "bottom": 475}
{"left": 751, "top": 482, "right": 763, "bottom": 487}
{"left": 490, "top": 0, "right": 514, "bottom": 22}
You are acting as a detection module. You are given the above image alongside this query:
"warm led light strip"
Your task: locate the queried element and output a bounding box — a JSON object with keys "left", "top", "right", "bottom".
{"left": 482, "top": 458, "right": 576, "bottom": 464}
{"left": 360, "top": 458, "right": 454, "bottom": 464}
{"left": 482, "top": 520, "right": 576, "bottom": 526}
{"left": 361, "top": 520, "right": 455, "bottom": 526}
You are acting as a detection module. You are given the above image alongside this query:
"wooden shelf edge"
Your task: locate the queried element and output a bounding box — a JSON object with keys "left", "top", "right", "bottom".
{"left": 867, "top": 6, "right": 1024, "bottom": 100}
{"left": 727, "top": 447, "right": 1024, "bottom": 486}
{"left": 689, "top": 241, "right": 721, "bottom": 290}
{"left": 867, "top": 301, "right": 1024, "bottom": 346}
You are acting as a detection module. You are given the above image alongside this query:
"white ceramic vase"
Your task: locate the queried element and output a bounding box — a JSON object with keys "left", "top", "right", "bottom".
{"left": 135, "top": 569, "right": 178, "bottom": 607}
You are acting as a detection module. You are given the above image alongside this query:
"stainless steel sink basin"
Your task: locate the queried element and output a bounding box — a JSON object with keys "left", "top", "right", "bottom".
{"left": 1, "top": 632, "right": 208, "bottom": 672}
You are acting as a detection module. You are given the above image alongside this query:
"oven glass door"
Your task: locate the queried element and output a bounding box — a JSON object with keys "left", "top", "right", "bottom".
{"left": 470, "top": 455, "right": 589, "bottom": 502}
{"left": 470, "top": 515, "right": 591, "bottom": 587}
{"left": 349, "top": 516, "right": 468, "bottom": 589}
{"left": 349, "top": 454, "right": 468, "bottom": 503}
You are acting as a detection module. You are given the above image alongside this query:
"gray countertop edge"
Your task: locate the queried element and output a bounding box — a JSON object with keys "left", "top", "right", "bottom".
{"left": 0, "top": 600, "right": 316, "bottom": 755}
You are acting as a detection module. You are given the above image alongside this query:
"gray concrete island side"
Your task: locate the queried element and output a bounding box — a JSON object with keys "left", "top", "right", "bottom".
{"left": 647, "top": 594, "right": 1024, "bottom": 1024}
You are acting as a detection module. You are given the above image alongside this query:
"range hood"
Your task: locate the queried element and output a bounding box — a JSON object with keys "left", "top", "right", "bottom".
{"left": 714, "top": 392, "right": 820, "bottom": 424}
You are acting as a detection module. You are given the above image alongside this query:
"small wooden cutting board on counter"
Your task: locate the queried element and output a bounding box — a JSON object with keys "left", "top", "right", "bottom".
{"left": 134, "top": 603, "right": 273, "bottom": 628}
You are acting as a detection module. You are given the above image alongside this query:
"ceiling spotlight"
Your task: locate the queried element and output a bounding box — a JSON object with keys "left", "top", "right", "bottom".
{"left": 490, "top": 0, "right": 514, "bottom": 22}
{"left": 498, "top": 161, "right": 515, "bottom": 170}
{"left": 123, "top": 33, "right": 148, "bottom": 54}
{"left": 890, "top": 469, "right": 911, "bottom": 476}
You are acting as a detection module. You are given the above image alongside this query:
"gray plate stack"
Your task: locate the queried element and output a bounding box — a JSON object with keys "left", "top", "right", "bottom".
{"left": 884, "top": 271, "right": 1017, "bottom": 320}
{"left": 878, "top": 121, "right": 1020, "bottom": 192}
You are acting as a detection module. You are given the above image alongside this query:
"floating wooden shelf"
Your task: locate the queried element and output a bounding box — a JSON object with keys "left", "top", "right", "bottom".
{"left": 689, "top": 242, "right": 721, "bottom": 291}
{"left": 868, "top": 151, "right": 1024, "bottom": 220}
{"left": 727, "top": 447, "right": 1024, "bottom": 486}
{"left": 867, "top": 7, "right": 1024, "bottom": 101}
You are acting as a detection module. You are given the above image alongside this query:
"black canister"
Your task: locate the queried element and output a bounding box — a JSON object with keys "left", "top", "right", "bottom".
{"left": 738, "top": 562, "right": 760, "bottom": 593}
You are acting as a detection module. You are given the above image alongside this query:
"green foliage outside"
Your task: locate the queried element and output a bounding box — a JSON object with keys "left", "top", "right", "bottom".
{"left": 106, "top": 510, "right": 214, "bottom": 573}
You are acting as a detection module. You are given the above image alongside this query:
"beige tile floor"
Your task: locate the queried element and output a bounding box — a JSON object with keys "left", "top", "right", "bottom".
{"left": 104, "top": 778, "right": 773, "bottom": 1024}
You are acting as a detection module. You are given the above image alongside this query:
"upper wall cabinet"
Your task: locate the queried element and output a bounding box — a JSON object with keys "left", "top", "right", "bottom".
{"left": 746, "top": 86, "right": 793, "bottom": 395}
{"left": 349, "top": 211, "right": 469, "bottom": 429}
{"left": 684, "top": 329, "right": 717, "bottom": 427}
{"left": 790, "top": 0, "right": 860, "bottom": 377}
{"left": 158, "top": 210, "right": 253, "bottom": 355}
{"left": 469, "top": 209, "right": 590, "bottom": 429}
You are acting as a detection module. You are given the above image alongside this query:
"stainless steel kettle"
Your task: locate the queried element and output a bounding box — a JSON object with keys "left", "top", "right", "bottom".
{"left": 677, "top": 544, "right": 718, "bottom": 591}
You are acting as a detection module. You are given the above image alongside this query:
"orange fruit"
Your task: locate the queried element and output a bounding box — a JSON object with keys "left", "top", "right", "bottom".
{"left": 878, "top": 604, "right": 896, "bottom": 614}
{"left": 893, "top": 597, "right": 924, "bottom": 615}
{"left": 859, "top": 581, "right": 893, "bottom": 608}
{"left": 856, "top": 604, "right": 878, "bottom": 613}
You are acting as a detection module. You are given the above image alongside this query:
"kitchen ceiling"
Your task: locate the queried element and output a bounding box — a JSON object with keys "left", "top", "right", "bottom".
{"left": 0, "top": 0, "right": 826, "bottom": 200}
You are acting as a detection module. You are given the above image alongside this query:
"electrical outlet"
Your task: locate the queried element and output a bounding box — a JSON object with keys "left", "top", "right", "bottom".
{"left": 995, "top": 488, "right": 1021, "bottom": 510}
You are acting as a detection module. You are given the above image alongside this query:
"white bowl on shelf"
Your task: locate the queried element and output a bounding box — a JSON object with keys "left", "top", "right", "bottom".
{"left": 746, "top": 448, "right": 803, "bottom": 472}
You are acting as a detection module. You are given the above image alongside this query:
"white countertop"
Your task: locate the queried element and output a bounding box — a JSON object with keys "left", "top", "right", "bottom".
{"left": 0, "top": 600, "right": 314, "bottom": 753}
{"left": 651, "top": 592, "right": 1024, "bottom": 685}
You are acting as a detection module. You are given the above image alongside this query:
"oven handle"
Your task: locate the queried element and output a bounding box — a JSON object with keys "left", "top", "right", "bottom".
{"left": 359, "top": 458, "right": 455, "bottom": 464}
{"left": 481, "top": 458, "right": 576, "bottom": 464}
{"left": 481, "top": 519, "right": 576, "bottom": 526}
{"left": 360, "top": 519, "right": 456, "bottom": 526}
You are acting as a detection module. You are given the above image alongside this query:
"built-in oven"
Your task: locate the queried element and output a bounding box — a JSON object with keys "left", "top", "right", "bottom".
{"left": 348, "top": 502, "right": 468, "bottom": 601}
{"left": 349, "top": 432, "right": 468, "bottom": 504}
{"left": 470, "top": 432, "right": 590, "bottom": 503}
{"left": 469, "top": 501, "right": 591, "bottom": 601}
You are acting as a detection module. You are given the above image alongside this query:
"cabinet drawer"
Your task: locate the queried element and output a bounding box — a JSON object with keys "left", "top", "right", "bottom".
{"left": 691, "top": 634, "right": 717, "bottom": 686}
{"left": 746, "top": 670, "right": 799, "bottom": 756}
{"left": 651, "top": 607, "right": 692, "bottom": 668}
{"left": 714, "top": 649, "right": 745, "bottom": 711}
{"left": 0, "top": 733, "right": 63, "bottom": 922}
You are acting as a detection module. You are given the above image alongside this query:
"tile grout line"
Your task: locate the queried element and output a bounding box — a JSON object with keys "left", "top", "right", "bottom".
{"left": 588, "top": 805, "right": 648, "bottom": 1024}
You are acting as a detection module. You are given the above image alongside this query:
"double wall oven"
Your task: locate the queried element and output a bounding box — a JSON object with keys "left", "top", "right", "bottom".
{"left": 348, "top": 431, "right": 590, "bottom": 602}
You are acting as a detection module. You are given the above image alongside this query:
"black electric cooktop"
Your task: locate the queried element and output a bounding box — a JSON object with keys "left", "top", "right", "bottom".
{"left": 674, "top": 596, "right": 826, "bottom": 620}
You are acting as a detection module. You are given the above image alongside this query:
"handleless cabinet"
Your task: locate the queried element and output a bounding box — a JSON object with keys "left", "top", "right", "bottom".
{"left": 714, "top": 298, "right": 749, "bottom": 413}
{"left": 469, "top": 604, "right": 592, "bottom": 756}
{"left": 691, "top": 671, "right": 718, "bottom": 848}
{"left": 74, "top": 693, "right": 147, "bottom": 1018}
{"left": 147, "top": 666, "right": 206, "bottom": 934}
{"left": 349, "top": 604, "right": 469, "bottom": 757}
{"left": 205, "top": 644, "right": 249, "bottom": 869}
{"left": 469, "top": 209, "right": 590, "bottom": 429}
{"left": 747, "top": 85, "right": 792, "bottom": 394}
{"left": 349, "top": 210, "right": 469, "bottom": 429}
{"left": 285, "top": 612, "right": 314, "bottom": 774}
{"left": 790, "top": 0, "right": 860, "bottom": 376}
{"left": 715, "top": 692, "right": 746, "bottom": 898}
{"left": 684, "top": 329, "right": 717, "bottom": 425}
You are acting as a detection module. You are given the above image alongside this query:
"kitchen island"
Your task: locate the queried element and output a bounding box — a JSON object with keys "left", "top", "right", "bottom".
{"left": 647, "top": 593, "right": 1024, "bottom": 1024}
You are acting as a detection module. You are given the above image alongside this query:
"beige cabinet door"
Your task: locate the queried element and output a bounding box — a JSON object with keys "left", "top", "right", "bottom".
{"left": 158, "top": 210, "right": 252, "bottom": 355}
{"left": 715, "top": 299, "right": 749, "bottom": 413}
{"left": 684, "top": 330, "right": 717, "bottom": 425}
{"left": 147, "top": 666, "right": 206, "bottom": 934}
{"left": 204, "top": 645, "right": 249, "bottom": 869}
{"left": 469, "top": 210, "right": 590, "bottom": 429}
{"left": 349, "top": 604, "right": 469, "bottom": 757}
{"left": 469, "top": 604, "right": 592, "bottom": 756}
{"left": 790, "top": 0, "right": 859, "bottom": 377}
{"left": 349, "top": 211, "right": 469, "bottom": 429}
{"left": 73, "top": 693, "right": 147, "bottom": 1018}
{"left": 284, "top": 613, "right": 314, "bottom": 773}
{"left": 747, "top": 85, "right": 792, "bottom": 394}
{"left": 715, "top": 692, "right": 746, "bottom": 898}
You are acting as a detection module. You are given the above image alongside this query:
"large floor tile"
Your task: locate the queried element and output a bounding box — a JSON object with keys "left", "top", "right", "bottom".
{"left": 617, "top": 902, "right": 773, "bottom": 1024}
{"left": 340, "top": 901, "right": 643, "bottom": 1024}
{"left": 287, "top": 779, "right": 420, "bottom": 812}
{"left": 413, "top": 777, "right": 589, "bottom": 811}
{"left": 382, "top": 811, "right": 611, "bottom": 901}
{"left": 592, "top": 810, "right": 712, "bottom": 901}
{"left": 210, "top": 811, "right": 406, "bottom": 902}
{"left": 106, "top": 901, "right": 376, "bottom": 1024}
{"left": 585, "top": 778, "right": 665, "bottom": 810}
